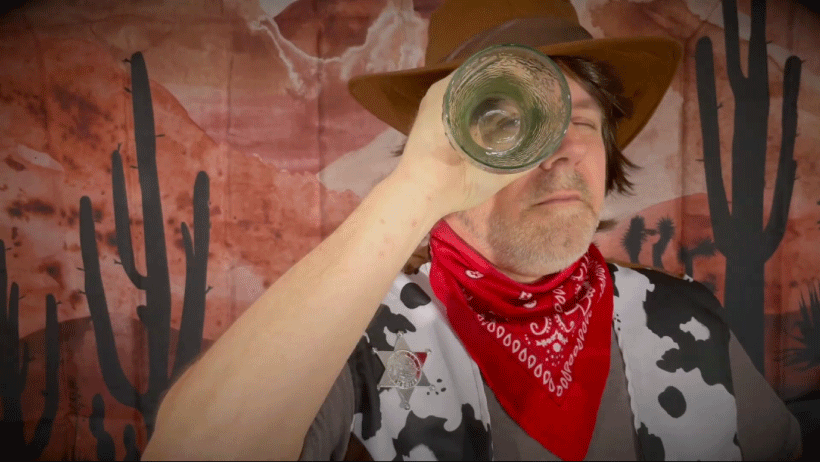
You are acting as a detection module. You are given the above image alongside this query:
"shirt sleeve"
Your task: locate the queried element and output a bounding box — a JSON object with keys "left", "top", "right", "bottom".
{"left": 299, "top": 364, "right": 356, "bottom": 461}
{"left": 730, "top": 333, "right": 803, "bottom": 460}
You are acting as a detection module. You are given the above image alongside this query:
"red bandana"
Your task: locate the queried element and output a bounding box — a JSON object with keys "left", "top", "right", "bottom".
{"left": 428, "top": 221, "right": 613, "bottom": 461}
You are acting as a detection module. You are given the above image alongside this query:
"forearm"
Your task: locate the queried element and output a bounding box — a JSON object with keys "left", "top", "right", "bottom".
{"left": 143, "top": 71, "right": 531, "bottom": 460}
{"left": 143, "top": 171, "right": 446, "bottom": 460}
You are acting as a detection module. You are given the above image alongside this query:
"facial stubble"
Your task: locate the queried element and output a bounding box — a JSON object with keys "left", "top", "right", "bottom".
{"left": 487, "top": 172, "right": 599, "bottom": 277}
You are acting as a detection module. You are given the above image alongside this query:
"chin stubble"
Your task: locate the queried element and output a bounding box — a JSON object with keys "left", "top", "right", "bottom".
{"left": 491, "top": 171, "right": 599, "bottom": 275}
{"left": 489, "top": 205, "right": 597, "bottom": 275}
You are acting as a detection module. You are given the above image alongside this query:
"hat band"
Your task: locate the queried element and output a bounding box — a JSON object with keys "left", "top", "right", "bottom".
{"left": 438, "top": 16, "right": 594, "bottom": 64}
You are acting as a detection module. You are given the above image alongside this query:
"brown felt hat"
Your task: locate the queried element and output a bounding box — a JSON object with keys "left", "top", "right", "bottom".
{"left": 348, "top": 0, "right": 682, "bottom": 149}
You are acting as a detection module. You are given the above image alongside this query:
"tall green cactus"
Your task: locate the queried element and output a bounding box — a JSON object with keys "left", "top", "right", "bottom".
{"left": 79, "top": 51, "right": 210, "bottom": 439}
{"left": 0, "top": 240, "right": 60, "bottom": 459}
{"left": 695, "top": 0, "right": 801, "bottom": 373}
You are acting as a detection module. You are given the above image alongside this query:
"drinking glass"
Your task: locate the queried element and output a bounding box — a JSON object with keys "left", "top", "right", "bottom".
{"left": 443, "top": 44, "right": 571, "bottom": 173}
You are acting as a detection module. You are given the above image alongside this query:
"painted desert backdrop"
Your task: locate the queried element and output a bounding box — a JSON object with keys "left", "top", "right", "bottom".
{"left": 1, "top": 0, "right": 819, "bottom": 459}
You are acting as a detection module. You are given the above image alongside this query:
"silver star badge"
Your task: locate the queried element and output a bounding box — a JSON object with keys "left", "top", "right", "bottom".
{"left": 374, "top": 331, "right": 433, "bottom": 410}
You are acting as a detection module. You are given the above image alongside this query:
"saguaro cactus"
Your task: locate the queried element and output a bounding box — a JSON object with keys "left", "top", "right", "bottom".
{"left": 695, "top": 0, "right": 801, "bottom": 373}
{"left": 79, "top": 51, "right": 210, "bottom": 438}
{"left": 0, "top": 240, "right": 60, "bottom": 459}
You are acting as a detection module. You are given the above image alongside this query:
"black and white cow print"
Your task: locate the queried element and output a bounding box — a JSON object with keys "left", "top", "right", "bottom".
{"left": 610, "top": 264, "right": 741, "bottom": 460}
{"left": 348, "top": 262, "right": 741, "bottom": 460}
{"left": 350, "top": 266, "right": 492, "bottom": 461}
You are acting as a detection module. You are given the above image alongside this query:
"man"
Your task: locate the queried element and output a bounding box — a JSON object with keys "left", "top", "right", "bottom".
{"left": 143, "top": 0, "right": 802, "bottom": 460}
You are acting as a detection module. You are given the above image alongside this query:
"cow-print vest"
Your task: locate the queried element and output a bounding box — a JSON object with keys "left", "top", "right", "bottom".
{"left": 347, "top": 262, "right": 741, "bottom": 460}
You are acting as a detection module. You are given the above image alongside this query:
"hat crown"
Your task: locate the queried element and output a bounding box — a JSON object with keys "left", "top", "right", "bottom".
{"left": 426, "top": 0, "right": 581, "bottom": 65}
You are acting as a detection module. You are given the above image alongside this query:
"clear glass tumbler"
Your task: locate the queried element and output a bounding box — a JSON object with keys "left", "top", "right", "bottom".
{"left": 443, "top": 44, "right": 571, "bottom": 174}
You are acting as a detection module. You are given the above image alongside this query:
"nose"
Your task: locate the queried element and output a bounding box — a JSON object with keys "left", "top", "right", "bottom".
{"left": 537, "top": 123, "right": 586, "bottom": 172}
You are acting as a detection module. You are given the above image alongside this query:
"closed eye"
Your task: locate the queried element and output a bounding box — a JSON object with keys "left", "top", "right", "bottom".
{"left": 572, "top": 118, "right": 598, "bottom": 130}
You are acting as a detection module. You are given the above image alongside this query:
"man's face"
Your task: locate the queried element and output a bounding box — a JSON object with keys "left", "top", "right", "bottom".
{"left": 445, "top": 72, "right": 608, "bottom": 282}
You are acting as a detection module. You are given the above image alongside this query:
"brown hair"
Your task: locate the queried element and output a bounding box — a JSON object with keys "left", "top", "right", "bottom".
{"left": 551, "top": 55, "right": 637, "bottom": 195}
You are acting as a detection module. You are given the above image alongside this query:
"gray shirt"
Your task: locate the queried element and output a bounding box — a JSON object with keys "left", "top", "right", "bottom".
{"left": 301, "top": 328, "right": 801, "bottom": 460}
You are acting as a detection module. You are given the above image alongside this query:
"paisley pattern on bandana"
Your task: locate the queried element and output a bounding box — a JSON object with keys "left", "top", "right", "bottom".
{"left": 473, "top": 253, "right": 607, "bottom": 398}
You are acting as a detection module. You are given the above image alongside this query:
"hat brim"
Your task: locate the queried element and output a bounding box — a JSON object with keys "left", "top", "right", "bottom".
{"left": 348, "top": 36, "right": 682, "bottom": 150}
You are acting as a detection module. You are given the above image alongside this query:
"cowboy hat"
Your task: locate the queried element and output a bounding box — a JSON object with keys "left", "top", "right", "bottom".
{"left": 347, "top": 0, "right": 682, "bottom": 150}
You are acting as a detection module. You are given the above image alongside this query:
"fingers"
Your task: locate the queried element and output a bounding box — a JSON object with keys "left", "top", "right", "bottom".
{"left": 414, "top": 72, "right": 455, "bottom": 138}
{"left": 404, "top": 72, "right": 461, "bottom": 165}
{"left": 396, "top": 71, "right": 540, "bottom": 213}
{"left": 420, "top": 72, "right": 454, "bottom": 113}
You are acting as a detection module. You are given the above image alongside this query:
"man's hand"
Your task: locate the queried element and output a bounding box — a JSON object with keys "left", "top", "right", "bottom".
{"left": 391, "top": 73, "right": 534, "bottom": 217}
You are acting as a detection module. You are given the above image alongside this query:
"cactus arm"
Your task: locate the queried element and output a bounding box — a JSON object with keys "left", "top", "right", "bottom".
{"left": 763, "top": 56, "right": 801, "bottom": 260}
{"left": 17, "top": 341, "right": 28, "bottom": 398}
{"left": 26, "top": 294, "right": 60, "bottom": 458}
{"left": 2, "top": 281, "right": 27, "bottom": 399}
{"left": 80, "top": 196, "right": 139, "bottom": 408}
{"left": 0, "top": 244, "right": 7, "bottom": 414}
{"left": 129, "top": 52, "right": 172, "bottom": 400}
{"left": 722, "top": 0, "right": 745, "bottom": 87}
{"left": 1, "top": 239, "right": 7, "bottom": 325}
{"left": 747, "top": 0, "right": 768, "bottom": 84}
{"left": 123, "top": 424, "right": 140, "bottom": 461}
{"left": 7, "top": 282, "right": 22, "bottom": 396}
{"left": 0, "top": 244, "right": 23, "bottom": 446}
{"left": 173, "top": 172, "right": 210, "bottom": 376}
{"left": 89, "top": 394, "right": 116, "bottom": 461}
{"left": 695, "top": 36, "right": 732, "bottom": 255}
{"left": 112, "top": 148, "right": 146, "bottom": 290}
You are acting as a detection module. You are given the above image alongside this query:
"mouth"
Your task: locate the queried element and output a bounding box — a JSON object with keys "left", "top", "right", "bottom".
{"left": 534, "top": 192, "right": 584, "bottom": 207}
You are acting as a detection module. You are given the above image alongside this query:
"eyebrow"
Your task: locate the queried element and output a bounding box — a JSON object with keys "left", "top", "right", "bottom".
{"left": 572, "top": 96, "right": 600, "bottom": 110}
{"left": 572, "top": 96, "right": 603, "bottom": 117}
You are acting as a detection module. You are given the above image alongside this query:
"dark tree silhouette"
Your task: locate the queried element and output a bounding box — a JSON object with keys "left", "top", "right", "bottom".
{"left": 0, "top": 240, "right": 60, "bottom": 459}
{"left": 622, "top": 216, "right": 648, "bottom": 264}
{"left": 78, "top": 51, "right": 211, "bottom": 449}
{"left": 695, "top": 0, "right": 801, "bottom": 373}
{"left": 782, "top": 282, "right": 820, "bottom": 371}
{"left": 652, "top": 217, "right": 674, "bottom": 269}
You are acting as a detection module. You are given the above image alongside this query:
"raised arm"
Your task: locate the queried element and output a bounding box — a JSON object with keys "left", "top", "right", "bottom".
{"left": 142, "top": 74, "right": 532, "bottom": 460}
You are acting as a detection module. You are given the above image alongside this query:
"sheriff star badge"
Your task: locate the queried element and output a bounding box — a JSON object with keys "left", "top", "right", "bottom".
{"left": 374, "top": 331, "right": 435, "bottom": 410}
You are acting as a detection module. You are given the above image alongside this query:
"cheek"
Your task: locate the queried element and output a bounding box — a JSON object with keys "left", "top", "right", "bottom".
{"left": 587, "top": 147, "right": 608, "bottom": 212}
